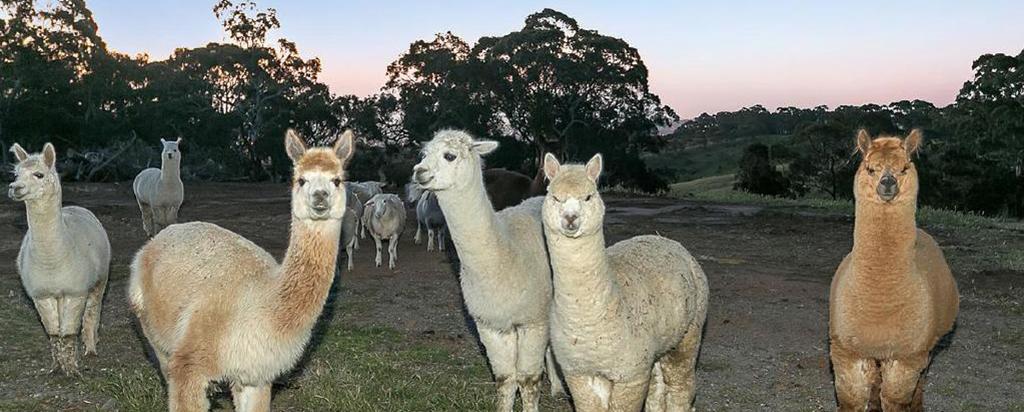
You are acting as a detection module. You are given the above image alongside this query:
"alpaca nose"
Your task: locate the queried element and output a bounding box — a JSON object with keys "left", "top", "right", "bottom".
{"left": 563, "top": 214, "right": 579, "bottom": 230}
{"left": 880, "top": 175, "right": 897, "bottom": 189}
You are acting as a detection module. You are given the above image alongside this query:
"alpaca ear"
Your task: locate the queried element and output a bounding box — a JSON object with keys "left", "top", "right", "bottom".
{"left": 472, "top": 140, "right": 499, "bottom": 156}
{"left": 10, "top": 143, "right": 28, "bottom": 162}
{"left": 42, "top": 143, "right": 57, "bottom": 169}
{"left": 285, "top": 129, "right": 307, "bottom": 163}
{"left": 543, "top": 153, "right": 561, "bottom": 180}
{"left": 176, "top": 137, "right": 183, "bottom": 145}
{"left": 160, "top": 138, "right": 167, "bottom": 145}
{"left": 855, "top": 129, "right": 872, "bottom": 155}
{"left": 904, "top": 129, "right": 923, "bottom": 156}
{"left": 335, "top": 130, "right": 355, "bottom": 164}
{"left": 585, "top": 153, "right": 603, "bottom": 182}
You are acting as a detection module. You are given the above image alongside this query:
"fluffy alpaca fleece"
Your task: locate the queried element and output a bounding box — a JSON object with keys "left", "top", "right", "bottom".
{"left": 128, "top": 130, "right": 354, "bottom": 411}
{"left": 412, "top": 130, "right": 559, "bottom": 412}
{"left": 407, "top": 183, "right": 447, "bottom": 252}
{"left": 829, "top": 129, "right": 959, "bottom": 412}
{"left": 541, "top": 153, "right": 708, "bottom": 412}
{"left": 361, "top": 193, "right": 406, "bottom": 269}
{"left": 133, "top": 138, "right": 184, "bottom": 237}
{"left": 8, "top": 143, "right": 111, "bottom": 376}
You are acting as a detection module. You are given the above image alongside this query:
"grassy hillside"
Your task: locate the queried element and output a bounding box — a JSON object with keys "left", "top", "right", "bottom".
{"left": 645, "top": 134, "right": 790, "bottom": 182}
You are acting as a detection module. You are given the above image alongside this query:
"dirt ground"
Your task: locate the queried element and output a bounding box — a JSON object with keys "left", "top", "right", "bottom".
{"left": 1, "top": 182, "right": 1022, "bottom": 411}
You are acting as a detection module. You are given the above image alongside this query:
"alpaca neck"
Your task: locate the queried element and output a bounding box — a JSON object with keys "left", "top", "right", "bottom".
{"left": 160, "top": 157, "right": 180, "bottom": 182}
{"left": 24, "top": 188, "right": 68, "bottom": 261}
{"left": 546, "top": 227, "right": 619, "bottom": 321}
{"left": 435, "top": 173, "right": 507, "bottom": 268}
{"left": 270, "top": 217, "right": 341, "bottom": 335}
{"left": 852, "top": 199, "right": 918, "bottom": 288}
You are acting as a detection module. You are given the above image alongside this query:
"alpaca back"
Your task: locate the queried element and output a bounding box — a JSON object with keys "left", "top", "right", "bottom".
{"left": 133, "top": 168, "right": 162, "bottom": 204}
{"left": 129, "top": 222, "right": 277, "bottom": 356}
{"left": 606, "top": 235, "right": 708, "bottom": 350}
{"left": 19, "top": 206, "right": 110, "bottom": 298}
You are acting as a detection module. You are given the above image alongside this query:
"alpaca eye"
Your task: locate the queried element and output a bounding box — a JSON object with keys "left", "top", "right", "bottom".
{"left": 866, "top": 167, "right": 876, "bottom": 175}
{"left": 552, "top": 196, "right": 562, "bottom": 203}
{"left": 297, "top": 178, "right": 306, "bottom": 186}
{"left": 900, "top": 166, "right": 909, "bottom": 174}
{"left": 444, "top": 153, "right": 456, "bottom": 162}
{"left": 33, "top": 172, "right": 44, "bottom": 179}
{"left": 585, "top": 194, "right": 593, "bottom": 201}
{"left": 332, "top": 178, "right": 342, "bottom": 187}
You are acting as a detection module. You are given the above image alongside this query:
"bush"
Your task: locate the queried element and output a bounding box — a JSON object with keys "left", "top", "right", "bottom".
{"left": 734, "top": 143, "right": 792, "bottom": 197}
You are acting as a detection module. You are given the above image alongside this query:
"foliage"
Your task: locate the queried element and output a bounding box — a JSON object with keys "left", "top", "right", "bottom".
{"left": 734, "top": 143, "right": 793, "bottom": 197}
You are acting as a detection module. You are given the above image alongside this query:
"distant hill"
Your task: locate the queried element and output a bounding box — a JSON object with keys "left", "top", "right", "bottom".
{"left": 645, "top": 134, "right": 789, "bottom": 183}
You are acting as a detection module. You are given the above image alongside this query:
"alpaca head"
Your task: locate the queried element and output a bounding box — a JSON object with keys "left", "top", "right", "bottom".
{"left": 541, "top": 153, "right": 604, "bottom": 238}
{"left": 285, "top": 129, "right": 355, "bottom": 221}
{"left": 160, "top": 137, "right": 182, "bottom": 163}
{"left": 7, "top": 142, "right": 60, "bottom": 202}
{"left": 412, "top": 130, "right": 498, "bottom": 192}
{"left": 854, "top": 129, "right": 922, "bottom": 205}
{"left": 365, "top": 193, "right": 401, "bottom": 219}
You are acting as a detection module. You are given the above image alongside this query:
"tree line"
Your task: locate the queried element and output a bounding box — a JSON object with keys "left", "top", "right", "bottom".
{"left": 674, "top": 51, "right": 1024, "bottom": 217}
{"left": 0, "top": 1, "right": 675, "bottom": 191}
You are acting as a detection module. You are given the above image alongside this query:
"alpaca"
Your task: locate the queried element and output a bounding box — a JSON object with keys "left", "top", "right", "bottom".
{"left": 829, "top": 129, "right": 959, "bottom": 412}
{"left": 128, "top": 129, "right": 354, "bottom": 411}
{"left": 407, "top": 183, "right": 447, "bottom": 252}
{"left": 541, "top": 153, "right": 708, "bottom": 412}
{"left": 8, "top": 142, "right": 111, "bottom": 376}
{"left": 484, "top": 168, "right": 536, "bottom": 211}
{"left": 412, "top": 130, "right": 558, "bottom": 412}
{"left": 133, "top": 138, "right": 184, "bottom": 237}
{"left": 345, "top": 188, "right": 363, "bottom": 250}
{"left": 361, "top": 193, "right": 406, "bottom": 269}
{"left": 337, "top": 205, "right": 359, "bottom": 272}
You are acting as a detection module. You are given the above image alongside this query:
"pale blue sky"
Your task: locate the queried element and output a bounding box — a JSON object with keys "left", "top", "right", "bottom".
{"left": 88, "top": 1, "right": 1024, "bottom": 118}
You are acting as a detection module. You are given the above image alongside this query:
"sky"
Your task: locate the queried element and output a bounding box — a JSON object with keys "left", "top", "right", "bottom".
{"left": 88, "top": 1, "right": 1024, "bottom": 119}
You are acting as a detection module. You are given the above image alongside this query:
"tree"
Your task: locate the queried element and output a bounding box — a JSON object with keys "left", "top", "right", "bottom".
{"left": 788, "top": 122, "right": 857, "bottom": 200}
{"left": 734, "top": 143, "right": 791, "bottom": 197}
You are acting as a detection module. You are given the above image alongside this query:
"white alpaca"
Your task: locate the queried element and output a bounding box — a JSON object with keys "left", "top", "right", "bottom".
{"left": 133, "top": 138, "right": 184, "bottom": 237}
{"left": 128, "top": 130, "right": 354, "bottom": 411}
{"left": 8, "top": 143, "right": 111, "bottom": 376}
{"left": 412, "top": 130, "right": 560, "bottom": 412}
{"left": 541, "top": 153, "right": 709, "bottom": 412}
{"left": 407, "top": 182, "right": 447, "bottom": 252}
{"left": 361, "top": 193, "right": 406, "bottom": 269}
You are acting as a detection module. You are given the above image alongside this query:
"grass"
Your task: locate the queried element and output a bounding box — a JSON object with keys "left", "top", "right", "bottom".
{"left": 646, "top": 134, "right": 790, "bottom": 182}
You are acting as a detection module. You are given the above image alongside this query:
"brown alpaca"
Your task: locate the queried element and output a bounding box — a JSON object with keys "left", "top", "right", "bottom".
{"left": 128, "top": 130, "right": 354, "bottom": 411}
{"left": 484, "top": 167, "right": 546, "bottom": 211}
{"left": 829, "top": 129, "right": 959, "bottom": 412}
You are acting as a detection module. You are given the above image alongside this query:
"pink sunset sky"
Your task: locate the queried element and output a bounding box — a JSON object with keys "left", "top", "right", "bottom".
{"left": 89, "top": 1, "right": 1024, "bottom": 119}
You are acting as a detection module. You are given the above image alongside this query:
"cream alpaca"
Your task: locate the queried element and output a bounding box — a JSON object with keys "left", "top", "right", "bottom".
{"left": 413, "top": 130, "right": 560, "bottom": 412}
{"left": 133, "top": 138, "right": 184, "bottom": 237}
{"left": 541, "top": 153, "right": 708, "bottom": 412}
{"left": 829, "top": 130, "right": 958, "bottom": 411}
{"left": 129, "top": 130, "right": 354, "bottom": 411}
{"left": 8, "top": 143, "right": 111, "bottom": 376}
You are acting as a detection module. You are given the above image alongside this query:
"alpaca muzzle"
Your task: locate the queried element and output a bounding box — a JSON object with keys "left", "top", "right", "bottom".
{"left": 7, "top": 183, "right": 26, "bottom": 201}
{"left": 877, "top": 173, "right": 899, "bottom": 201}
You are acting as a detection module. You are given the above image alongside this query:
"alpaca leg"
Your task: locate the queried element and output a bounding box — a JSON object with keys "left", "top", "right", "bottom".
{"left": 33, "top": 297, "right": 60, "bottom": 372}
{"left": 167, "top": 369, "right": 210, "bottom": 412}
{"left": 168, "top": 206, "right": 180, "bottom": 225}
{"left": 56, "top": 296, "right": 87, "bottom": 375}
{"left": 565, "top": 375, "right": 611, "bottom": 412}
{"left": 437, "top": 228, "right": 446, "bottom": 252}
{"left": 82, "top": 274, "right": 108, "bottom": 356}
{"left": 478, "top": 327, "right": 518, "bottom": 412}
{"left": 515, "top": 324, "right": 546, "bottom": 412}
{"left": 608, "top": 378, "right": 650, "bottom": 412}
{"left": 388, "top": 234, "right": 400, "bottom": 269}
{"left": 232, "top": 383, "right": 272, "bottom": 412}
{"left": 426, "top": 228, "right": 435, "bottom": 251}
{"left": 373, "top": 235, "right": 383, "bottom": 267}
{"left": 414, "top": 222, "right": 423, "bottom": 245}
{"left": 346, "top": 238, "right": 355, "bottom": 271}
{"left": 879, "top": 354, "right": 928, "bottom": 412}
{"left": 831, "top": 343, "right": 877, "bottom": 412}
{"left": 645, "top": 362, "right": 667, "bottom": 412}
{"left": 139, "top": 202, "right": 154, "bottom": 237}
{"left": 545, "top": 347, "right": 566, "bottom": 397}
{"left": 659, "top": 318, "right": 705, "bottom": 411}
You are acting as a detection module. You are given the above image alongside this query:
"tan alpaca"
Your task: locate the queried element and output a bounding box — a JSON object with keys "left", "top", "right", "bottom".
{"left": 829, "top": 130, "right": 959, "bottom": 412}
{"left": 128, "top": 130, "right": 354, "bottom": 412}
{"left": 8, "top": 143, "right": 111, "bottom": 376}
{"left": 542, "top": 154, "right": 708, "bottom": 412}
